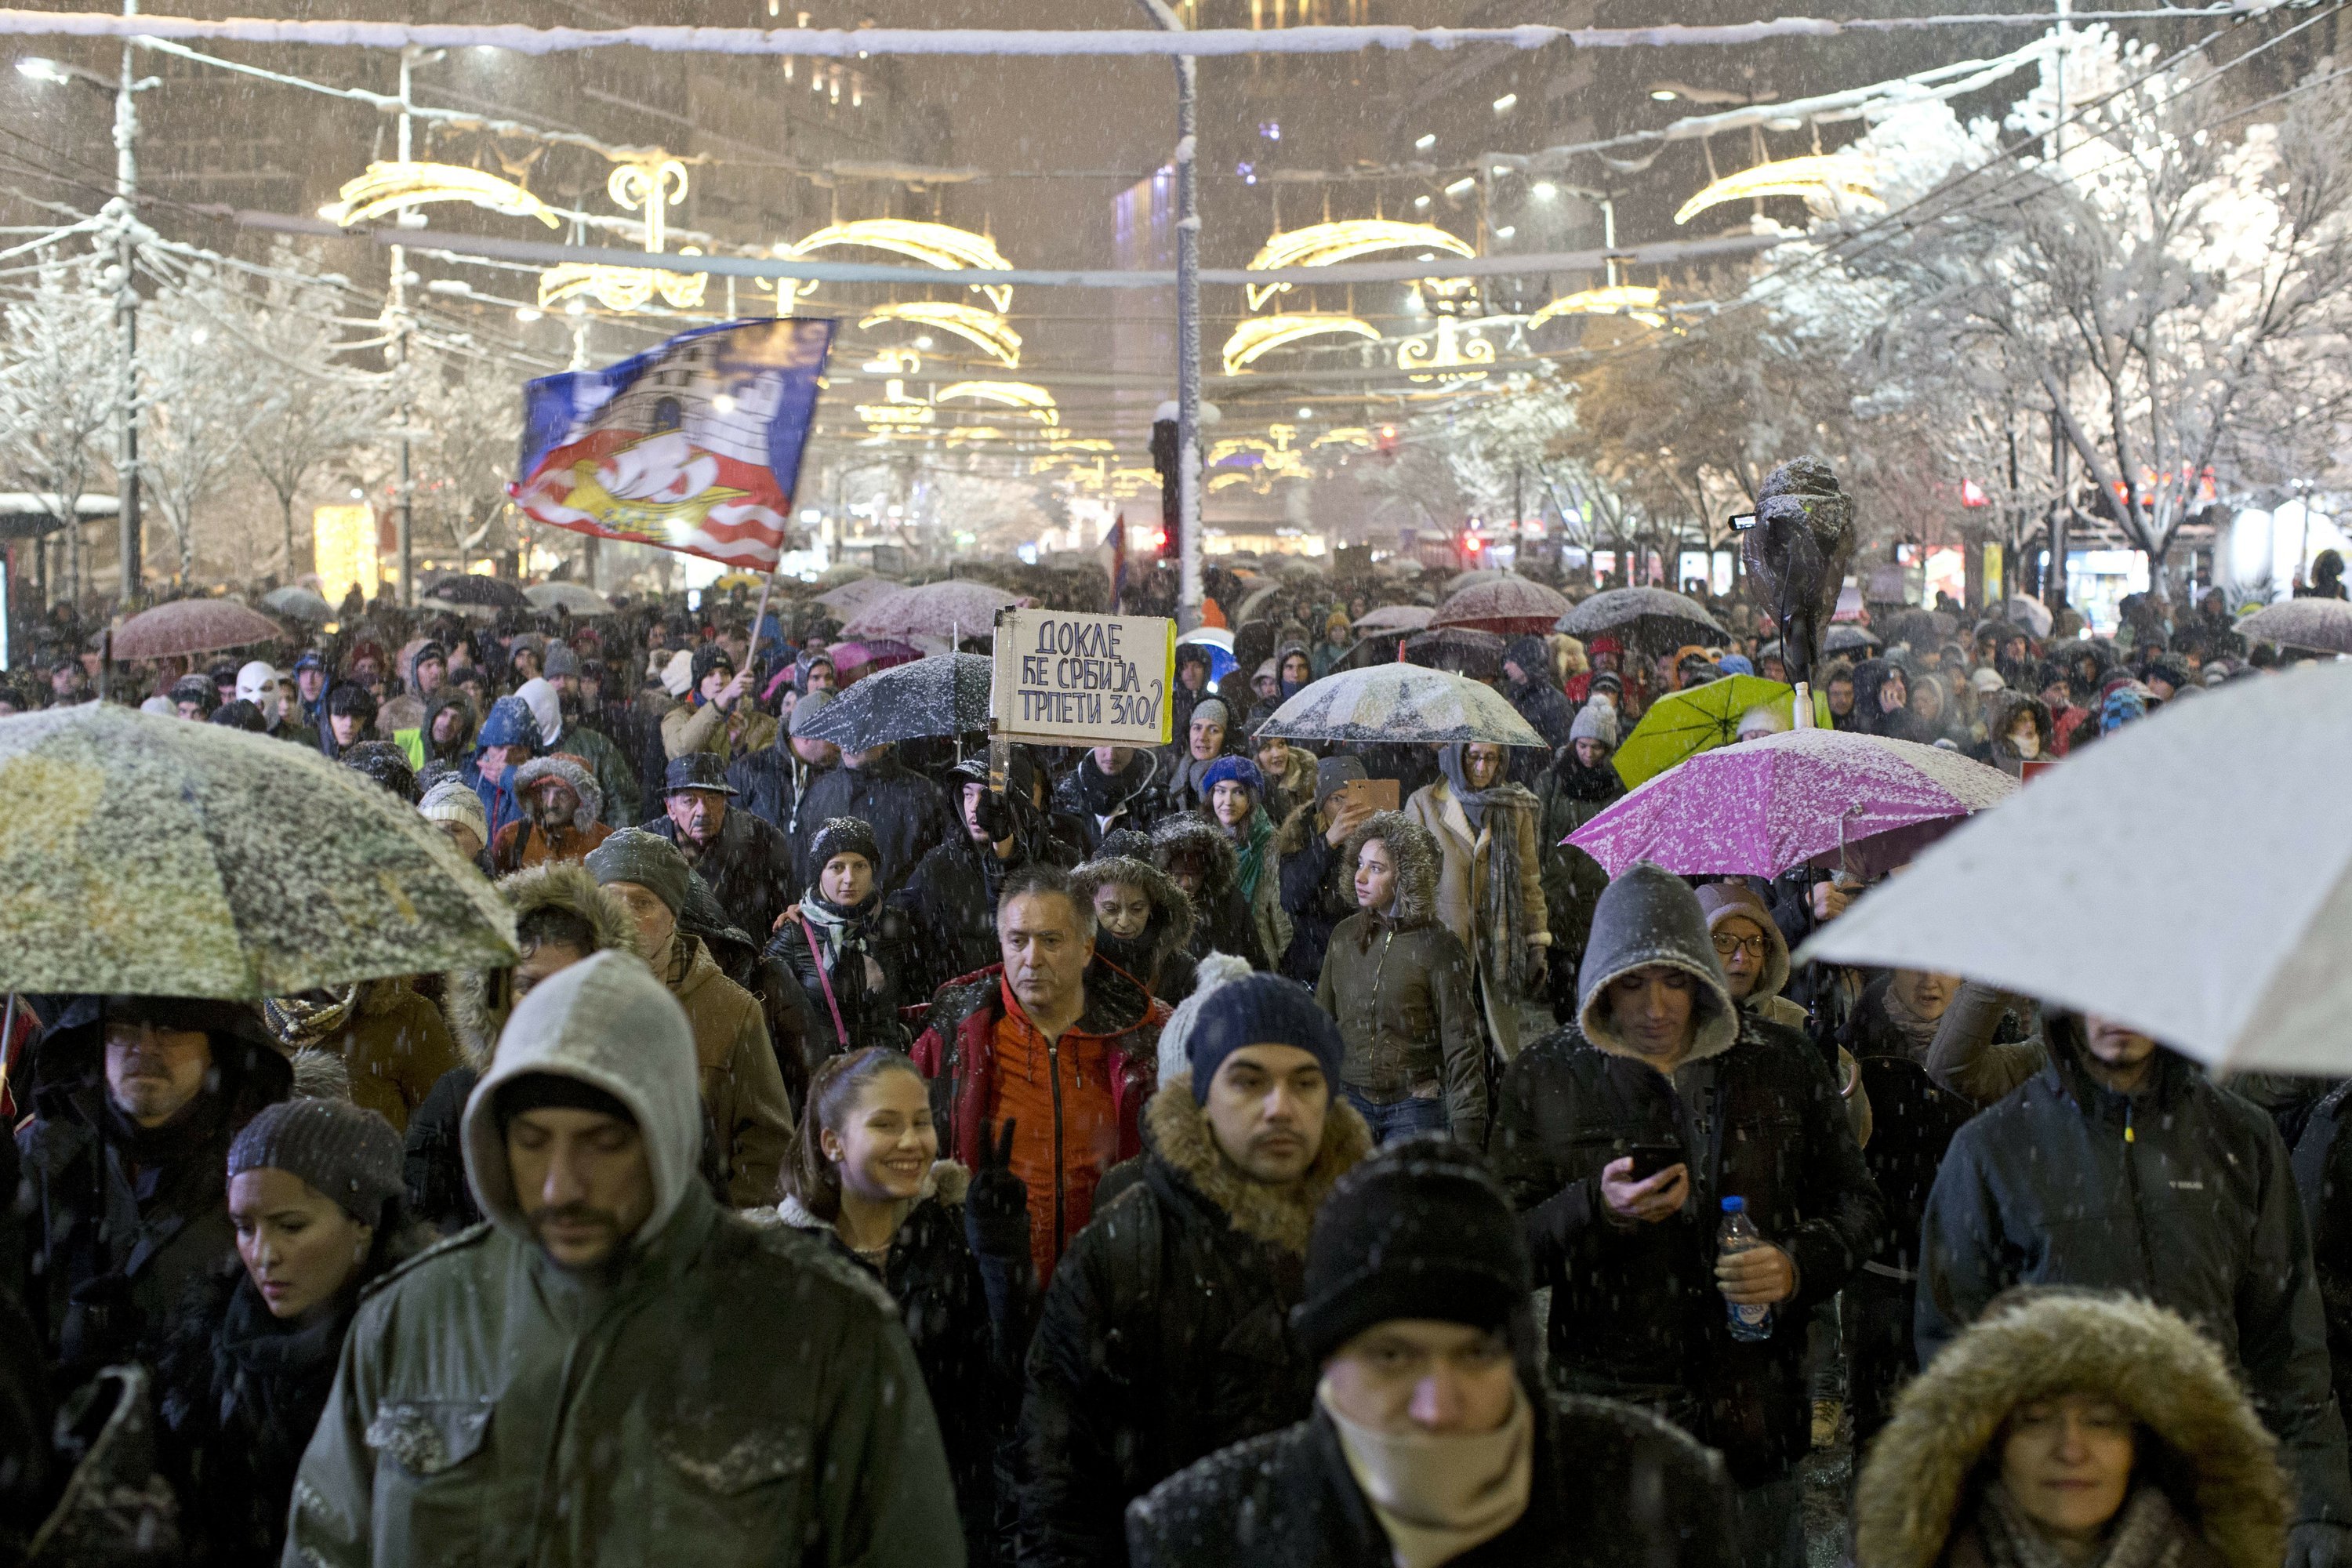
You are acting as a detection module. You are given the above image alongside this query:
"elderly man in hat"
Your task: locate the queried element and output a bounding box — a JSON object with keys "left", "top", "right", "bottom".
{"left": 642, "top": 752, "right": 798, "bottom": 942}
{"left": 661, "top": 643, "right": 777, "bottom": 764}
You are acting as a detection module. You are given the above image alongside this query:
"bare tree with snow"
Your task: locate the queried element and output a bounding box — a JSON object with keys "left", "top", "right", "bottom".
{"left": 0, "top": 249, "right": 119, "bottom": 608}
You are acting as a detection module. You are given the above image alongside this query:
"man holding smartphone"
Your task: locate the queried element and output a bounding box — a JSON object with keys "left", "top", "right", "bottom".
{"left": 1490, "top": 863, "right": 1882, "bottom": 1568}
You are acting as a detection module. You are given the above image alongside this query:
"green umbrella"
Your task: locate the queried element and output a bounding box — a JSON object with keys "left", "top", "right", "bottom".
{"left": 1612, "top": 675, "right": 1832, "bottom": 789}
{"left": 0, "top": 703, "right": 517, "bottom": 999}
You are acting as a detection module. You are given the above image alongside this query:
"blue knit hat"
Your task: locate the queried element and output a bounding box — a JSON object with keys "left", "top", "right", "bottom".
{"left": 1199, "top": 755, "right": 1264, "bottom": 799}
{"left": 1184, "top": 973, "right": 1345, "bottom": 1105}
{"left": 476, "top": 694, "right": 541, "bottom": 751}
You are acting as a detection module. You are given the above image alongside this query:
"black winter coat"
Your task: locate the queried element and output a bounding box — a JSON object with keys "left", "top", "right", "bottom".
{"left": 1276, "top": 804, "right": 1353, "bottom": 987}
{"left": 1018, "top": 1081, "right": 1370, "bottom": 1568}
{"left": 1127, "top": 1390, "right": 1738, "bottom": 1568}
{"left": 725, "top": 742, "right": 826, "bottom": 845}
{"left": 1490, "top": 1017, "right": 1882, "bottom": 1483}
{"left": 1050, "top": 750, "right": 1164, "bottom": 857}
{"left": 793, "top": 753, "right": 955, "bottom": 898}
{"left": 765, "top": 896, "right": 913, "bottom": 1067}
{"left": 1505, "top": 675, "right": 1578, "bottom": 782}
{"left": 401, "top": 1065, "right": 481, "bottom": 1233}
{"left": 1922, "top": 1037, "right": 2352, "bottom": 1525}
{"left": 2294, "top": 1082, "right": 2352, "bottom": 1433}
{"left": 894, "top": 815, "right": 1077, "bottom": 1003}
{"left": 644, "top": 805, "right": 799, "bottom": 946}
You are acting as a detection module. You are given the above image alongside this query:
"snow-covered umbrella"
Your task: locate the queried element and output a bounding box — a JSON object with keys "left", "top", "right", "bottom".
{"left": 1797, "top": 662, "right": 2352, "bottom": 1073}
{"left": 523, "top": 582, "right": 615, "bottom": 616}
{"left": 1400, "top": 626, "right": 1508, "bottom": 680}
{"left": 260, "top": 586, "right": 333, "bottom": 623}
{"left": 1352, "top": 604, "right": 1434, "bottom": 634}
{"left": 423, "top": 573, "right": 528, "bottom": 610}
{"left": 1558, "top": 587, "right": 1727, "bottom": 651}
{"left": 1824, "top": 623, "right": 1882, "bottom": 655}
{"left": 813, "top": 575, "right": 900, "bottom": 617}
{"left": 2237, "top": 598, "right": 2352, "bottom": 655}
{"left": 2002, "top": 595, "right": 2055, "bottom": 638}
{"left": 793, "top": 654, "right": 990, "bottom": 750}
{"left": 841, "top": 579, "right": 1027, "bottom": 641}
{"left": 1444, "top": 568, "right": 1514, "bottom": 595}
{"left": 1569, "top": 728, "right": 2014, "bottom": 878}
{"left": 1252, "top": 665, "right": 1544, "bottom": 748}
{"left": 0, "top": 704, "right": 516, "bottom": 999}
{"left": 1432, "top": 576, "right": 1573, "bottom": 637}
{"left": 111, "top": 597, "right": 286, "bottom": 662}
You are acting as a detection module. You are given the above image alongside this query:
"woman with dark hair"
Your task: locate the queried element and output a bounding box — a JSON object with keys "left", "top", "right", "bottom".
{"left": 769, "top": 1048, "right": 1036, "bottom": 1567}
{"left": 157, "top": 1098, "right": 436, "bottom": 1566}
{"left": 769, "top": 815, "right": 912, "bottom": 1067}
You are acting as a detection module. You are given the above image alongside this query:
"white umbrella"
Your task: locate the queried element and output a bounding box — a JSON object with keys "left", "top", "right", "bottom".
{"left": 1353, "top": 604, "right": 1436, "bottom": 633}
{"left": 1797, "top": 662, "right": 2352, "bottom": 1073}
{"left": 1252, "top": 664, "right": 1544, "bottom": 748}
{"left": 2002, "top": 595, "right": 2055, "bottom": 639}
{"left": 523, "top": 582, "right": 615, "bottom": 616}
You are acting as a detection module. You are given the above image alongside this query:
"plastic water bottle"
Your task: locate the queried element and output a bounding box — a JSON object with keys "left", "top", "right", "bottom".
{"left": 1719, "top": 1196, "right": 1774, "bottom": 1342}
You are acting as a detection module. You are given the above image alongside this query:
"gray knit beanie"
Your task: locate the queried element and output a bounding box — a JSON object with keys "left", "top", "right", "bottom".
{"left": 227, "top": 1098, "right": 405, "bottom": 1226}
{"left": 585, "top": 827, "right": 691, "bottom": 914}
{"left": 1570, "top": 701, "right": 1618, "bottom": 748}
{"left": 787, "top": 688, "right": 837, "bottom": 737}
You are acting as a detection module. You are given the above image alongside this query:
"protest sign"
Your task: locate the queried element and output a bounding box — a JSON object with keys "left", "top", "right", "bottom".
{"left": 990, "top": 608, "right": 1174, "bottom": 748}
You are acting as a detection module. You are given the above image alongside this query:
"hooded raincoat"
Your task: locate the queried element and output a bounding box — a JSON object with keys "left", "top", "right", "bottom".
{"left": 1404, "top": 745, "right": 1551, "bottom": 1059}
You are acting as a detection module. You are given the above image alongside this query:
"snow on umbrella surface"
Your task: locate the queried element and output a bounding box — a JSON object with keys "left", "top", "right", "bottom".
{"left": 1432, "top": 576, "right": 1574, "bottom": 637}
{"left": 1611, "top": 675, "right": 1830, "bottom": 789}
{"left": 1352, "top": 604, "right": 1434, "bottom": 633}
{"left": 827, "top": 639, "right": 924, "bottom": 678}
{"left": 1557, "top": 587, "right": 1727, "bottom": 650}
{"left": 1796, "top": 662, "right": 2352, "bottom": 1075}
{"left": 111, "top": 598, "right": 286, "bottom": 662}
{"left": 1824, "top": 622, "right": 1882, "bottom": 654}
{"left": 523, "top": 582, "right": 614, "bottom": 616}
{"left": 0, "top": 704, "right": 516, "bottom": 999}
{"left": 1568, "top": 728, "right": 2015, "bottom": 879}
{"left": 260, "top": 586, "right": 333, "bottom": 622}
{"left": 1443, "top": 568, "right": 1514, "bottom": 595}
{"left": 2237, "top": 599, "right": 2352, "bottom": 655}
{"left": 1400, "top": 626, "right": 1507, "bottom": 680}
{"left": 813, "top": 576, "right": 901, "bottom": 617}
{"left": 793, "top": 653, "right": 990, "bottom": 750}
{"left": 2002, "top": 595, "right": 2055, "bottom": 638}
{"left": 423, "top": 573, "right": 528, "bottom": 609}
{"left": 841, "top": 579, "right": 1028, "bottom": 641}
{"left": 1254, "top": 665, "right": 1545, "bottom": 748}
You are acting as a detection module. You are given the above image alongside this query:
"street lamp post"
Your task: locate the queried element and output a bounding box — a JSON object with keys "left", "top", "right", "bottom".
{"left": 114, "top": 0, "right": 140, "bottom": 604}
{"left": 1133, "top": 0, "right": 1203, "bottom": 631}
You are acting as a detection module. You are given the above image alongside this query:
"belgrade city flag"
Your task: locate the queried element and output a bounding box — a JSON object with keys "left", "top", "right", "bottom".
{"left": 510, "top": 318, "right": 835, "bottom": 571}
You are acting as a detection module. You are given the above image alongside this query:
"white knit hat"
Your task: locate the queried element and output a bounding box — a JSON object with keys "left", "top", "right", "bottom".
{"left": 661, "top": 648, "right": 695, "bottom": 699}
{"left": 418, "top": 776, "right": 488, "bottom": 844}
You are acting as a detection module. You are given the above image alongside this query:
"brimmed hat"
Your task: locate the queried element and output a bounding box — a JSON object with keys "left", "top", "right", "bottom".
{"left": 662, "top": 753, "right": 738, "bottom": 797}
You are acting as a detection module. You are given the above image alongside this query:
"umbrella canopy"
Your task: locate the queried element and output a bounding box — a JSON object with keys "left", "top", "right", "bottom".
{"left": 1796, "top": 663, "right": 2352, "bottom": 1074}
{"left": 111, "top": 598, "right": 286, "bottom": 662}
{"left": 841, "top": 579, "right": 1028, "bottom": 641}
{"left": 1352, "top": 604, "right": 1435, "bottom": 634}
{"left": 1443, "top": 568, "right": 1514, "bottom": 595}
{"left": 1611, "top": 675, "right": 1831, "bottom": 789}
{"left": 2002, "top": 596, "right": 2055, "bottom": 638}
{"left": 0, "top": 704, "right": 516, "bottom": 998}
{"left": 827, "top": 638, "right": 924, "bottom": 677}
{"left": 423, "top": 573, "right": 528, "bottom": 610}
{"left": 1399, "top": 626, "right": 1507, "bottom": 680}
{"left": 813, "top": 576, "right": 901, "bottom": 617}
{"left": 1432, "top": 577, "right": 1574, "bottom": 637}
{"left": 2237, "top": 599, "right": 2352, "bottom": 655}
{"left": 794, "top": 653, "right": 990, "bottom": 750}
{"left": 1558, "top": 587, "right": 1727, "bottom": 651}
{"left": 523, "top": 582, "right": 615, "bottom": 616}
{"left": 1568, "top": 728, "right": 2016, "bottom": 879}
{"left": 260, "top": 586, "right": 333, "bottom": 623}
{"left": 1253, "top": 665, "right": 1544, "bottom": 748}
{"left": 1824, "top": 622, "right": 1882, "bottom": 655}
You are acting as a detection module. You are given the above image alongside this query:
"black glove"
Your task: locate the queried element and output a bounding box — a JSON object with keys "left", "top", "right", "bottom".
{"left": 971, "top": 786, "right": 1016, "bottom": 844}
{"left": 964, "top": 1118, "right": 1030, "bottom": 1261}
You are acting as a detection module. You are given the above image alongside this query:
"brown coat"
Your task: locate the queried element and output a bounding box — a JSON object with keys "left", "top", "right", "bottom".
{"left": 270, "top": 978, "right": 463, "bottom": 1134}
{"left": 1403, "top": 777, "right": 1550, "bottom": 1058}
{"left": 660, "top": 931, "right": 797, "bottom": 1207}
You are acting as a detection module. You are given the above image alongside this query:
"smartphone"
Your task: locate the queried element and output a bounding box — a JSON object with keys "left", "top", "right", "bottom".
{"left": 1625, "top": 1142, "right": 1684, "bottom": 1182}
{"left": 1338, "top": 777, "right": 1401, "bottom": 815}
{"left": 1728, "top": 511, "right": 1759, "bottom": 532}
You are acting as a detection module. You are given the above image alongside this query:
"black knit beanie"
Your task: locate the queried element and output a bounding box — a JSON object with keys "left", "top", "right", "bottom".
{"left": 809, "top": 815, "right": 881, "bottom": 872}
{"left": 227, "top": 1097, "right": 405, "bottom": 1226}
{"left": 1184, "top": 972, "right": 1345, "bottom": 1105}
{"left": 1290, "top": 1138, "right": 1530, "bottom": 1365}
{"left": 493, "top": 1071, "right": 636, "bottom": 1134}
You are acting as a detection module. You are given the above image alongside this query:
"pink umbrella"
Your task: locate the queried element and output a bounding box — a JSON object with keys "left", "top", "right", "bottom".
{"left": 841, "top": 579, "right": 1027, "bottom": 641}
{"left": 828, "top": 638, "right": 924, "bottom": 681}
{"left": 111, "top": 597, "right": 286, "bottom": 662}
{"left": 1566, "top": 728, "right": 2016, "bottom": 879}
{"left": 1431, "top": 576, "right": 1573, "bottom": 637}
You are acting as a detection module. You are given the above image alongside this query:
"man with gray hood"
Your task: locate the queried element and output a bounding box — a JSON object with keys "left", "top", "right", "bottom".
{"left": 1490, "top": 862, "right": 1880, "bottom": 1568}
{"left": 287, "top": 949, "right": 964, "bottom": 1567}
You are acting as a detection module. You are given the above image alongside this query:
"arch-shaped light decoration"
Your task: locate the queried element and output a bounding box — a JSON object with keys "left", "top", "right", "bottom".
{"left": 1311, "top": 426, "right": 1377, "bottom": 451}
{"left": 537, "top": 159, "right": 706, "bottom": 312}
{"left": 858, "top": 301, "right": 1022, "bottom": 368}
{"left": 319, "top": 162, "right": 562, "bottom": 229}
{"left": 855, "top": 376, "right": 935, "bottom": 429}
{"left": 1244, "top": 220, "right": 1477, "bottom": 309}
{"left": 1527, "top": 285, "right": 1667, "bottom": 331}
{"left": 1674, "top": 155, "right": 1882, "bottom": 227}
{"left": 935, "top": 380, "right": 1058, "bottom": 426}
{"left": 787, "top": 220, "right": 1016, "bottom": 310}
{"left": 1219, "top": 313, "right": 1382, "bottom": 376}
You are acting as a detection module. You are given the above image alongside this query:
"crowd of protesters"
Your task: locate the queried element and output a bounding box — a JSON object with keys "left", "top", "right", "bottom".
{"left": 2, "top": 557, "right": 2345, "bottom": 1568}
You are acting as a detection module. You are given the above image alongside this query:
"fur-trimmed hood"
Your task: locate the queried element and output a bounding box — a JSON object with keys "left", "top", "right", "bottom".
{"left": 1339, "top": 809, "right": 1439, "bottom": 930}
{"left": 1854, "top": 1292, "right": 2288, "bottom": 1568}
{"left": 1575, "top": 862, "right": 1737, "bottom": 1063}
{"left": 509, "top": 753, "right": 604, "bottom": 831}
{"left": 1151, "top": 812, "right": 1240, "bottom": 900}
{"left": 1982, "top": 690, "right": 2054, "bottom": 768}
{"left": 1142, "top": 1073, "right": 1372, "bottom": 1256}
{"left": 1073, "top": 854, "right": 1196, "bottom": 980}
{"left": 441, "top": 860, "right": 641, "bottom": 1067}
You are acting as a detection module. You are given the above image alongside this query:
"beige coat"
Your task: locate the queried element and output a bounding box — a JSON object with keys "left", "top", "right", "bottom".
{"left": 661, "top": 932, "right": 797, "bottom": 1207}
{"left": 1403, "top": 777, "right": 1550, "bottom": 1058}
{"left": 660, "top": 696, "right": 779, "bottom": 763}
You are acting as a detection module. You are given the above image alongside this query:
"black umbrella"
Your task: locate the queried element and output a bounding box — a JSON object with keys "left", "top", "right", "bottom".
{"left": 1558, "top": 587, "right": 1727, "bottom": 651}
{"left": 1824, "top": 622, "right": 1882, "bottom": 655}
{"left": 423, "top": 573, "right": 528, "bottom": 610}
{"left": 1881, "top": 608, "right": 1958, "bottom": 649}
{"left": 794, "top": 653, "right": 992, "bottom": 750}
{"left": 1400, "top": 626, "right": 1506, "bottom": 680}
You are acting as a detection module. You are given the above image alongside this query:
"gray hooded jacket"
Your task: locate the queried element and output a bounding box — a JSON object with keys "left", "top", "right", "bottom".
{"left": 286, "top": 950, "right": 964, "bottom": 1568}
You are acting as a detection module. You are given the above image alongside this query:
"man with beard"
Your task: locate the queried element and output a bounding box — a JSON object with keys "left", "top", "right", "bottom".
{"left": 896, "top": 752, "right": 1075, "bottom": 1000}
{"left": 644, "top": 753, "right": 797, "bottom": 942}
{"left": 1051, "top": 743, "right": 1163, "bottom": 857}
{"left": 285, "top": 953, "right": 963, "bottom": 1566}
{"left": 517, "top": 676, "right": 639, "bottom": 832}
{"left": 492, "top": 755, "right": 613, "bottom": 873}
{"left": 15, "top": 997, "right": 292, "bottom": 1385}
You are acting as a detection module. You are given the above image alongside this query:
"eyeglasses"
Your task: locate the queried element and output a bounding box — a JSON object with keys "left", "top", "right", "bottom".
{"left": 1712, "top": 934, "right": 1766, "bottom": 960}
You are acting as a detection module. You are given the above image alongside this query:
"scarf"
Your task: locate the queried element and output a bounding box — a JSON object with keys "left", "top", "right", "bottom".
{"left": 1976, "top": 1483, "right": 2190, "bottom": 1568}
{"left": 1321, "top": 1377, "right": 1534, "bottom": 1568}
{"left": 264, "top": 988, "right": 360, "bottom": 1047}
{"left": 1549, "top": 754, "right": 1624, "bottom": 806}
{"left": 798, "top": 888, "right": 882, "bottom": 981}
{"left": 1438, "top": 744, "right": 1537, "bottom": 995}
{"left": 1230, "top": 806, "right": 1276, "bottom": 908}
{"left": 1878, "top": 982, "right": 1945, "bottom": 1062}
{"left": 1077, "top": 751, "right": 1152, "bottom": 818}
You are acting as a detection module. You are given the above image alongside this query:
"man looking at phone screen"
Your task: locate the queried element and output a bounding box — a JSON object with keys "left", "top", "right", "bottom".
{"left": 1490, "top": 863, "right": 1882, "bottom": 1568}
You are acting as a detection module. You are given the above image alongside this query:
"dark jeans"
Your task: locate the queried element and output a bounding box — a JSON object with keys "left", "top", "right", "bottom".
{"left": 1341, "top": 1084, "right": 1450, "bottom": 1145}
{"left": 1844, "top": 1268, "right": 1917, "bottom": 1457}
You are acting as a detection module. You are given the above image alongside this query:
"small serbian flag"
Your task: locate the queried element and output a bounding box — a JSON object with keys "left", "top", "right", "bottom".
{"left": 510, "top": 318, "right": 835, "bottom": 571}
